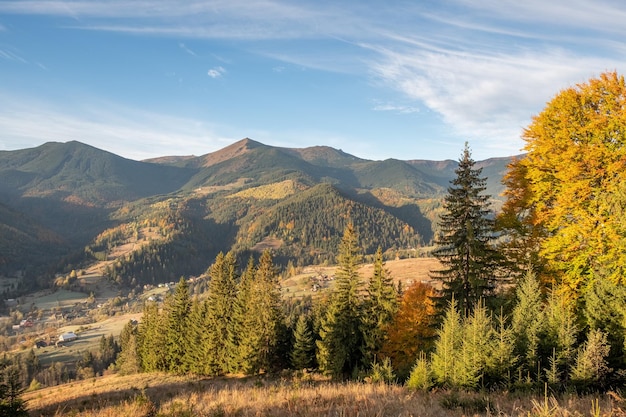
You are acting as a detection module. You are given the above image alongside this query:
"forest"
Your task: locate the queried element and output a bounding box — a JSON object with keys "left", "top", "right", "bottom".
{"left": 3, "top": 71, "right": 626, "bottom": 415}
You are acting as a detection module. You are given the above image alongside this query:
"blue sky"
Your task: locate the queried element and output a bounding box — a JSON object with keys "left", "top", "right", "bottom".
{"left": 1, "top": 1, "right": 625, "bottom": 161}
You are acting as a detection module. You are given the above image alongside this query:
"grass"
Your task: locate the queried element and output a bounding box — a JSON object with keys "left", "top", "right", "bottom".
{"left": 23, "top": 372, "right": 624, "bottom": 417}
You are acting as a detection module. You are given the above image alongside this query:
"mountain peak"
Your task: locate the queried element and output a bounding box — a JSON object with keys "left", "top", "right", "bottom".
{"left": 199, "top": 137, "right": 265, "bottom": 167}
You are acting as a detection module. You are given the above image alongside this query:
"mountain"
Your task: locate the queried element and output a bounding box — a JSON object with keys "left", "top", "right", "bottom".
{"left": 0, "top": 139, "right": 515, "bottom": 292}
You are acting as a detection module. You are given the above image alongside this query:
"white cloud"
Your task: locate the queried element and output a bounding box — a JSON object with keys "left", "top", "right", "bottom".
{"left": 178, "top": 42, "right": 196, "bottom": 56}
{"left": 372, "top": 102, "right": 420, "bottom": 114}
{"left": 207, "top": 66, "right": 225, "bottom": 78}
{"left": 0, "top": 48, "right": 27, "bottom": 63}
{"left": 0, "top": 95, "right": 237, "bottom": 160}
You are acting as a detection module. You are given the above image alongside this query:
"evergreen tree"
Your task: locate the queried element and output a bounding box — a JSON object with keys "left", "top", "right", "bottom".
{"left": 488, "top": 308, "right": 516, "bottom": 386}
{"left": 455, "top": 300, "right": 494, "bottom": 388}
{"left": 544, "top": 286, "right": 577, "bottom": 382}
{"left": 0, "top": 365, "right": 28, "bottom": 417}
{"left": 316, "top": 223, "right": 364, "bottom": 378}
{"left": 431, "top": 143, "right": 501, "bottom": 314}
{"left": 570, "top": 329, "right": 611, "bottom": 387}
{"left": 360, "top": 247, "right": 398, "bottom": 368}
{"left": 583, "top": 276, "right": 626, "bottom": 372}
{"left": 204, "top": 252, "right": 239, "bottom": 375}
{"left": 237, "top": 251, "right": 285, "bottom": 374}
{"left": 291, "top": 313, "right": 316, "bottom": 370}
{"left": 116, "top": 320, "right": 140, "bottom": 375}
{"left": 164, "top": 277, "right": 191, "bottom": 373}
{"left": 511, "top": 270, "right": 545, "bottom": 379}
{"left": 430, "top": 298, "right": 462, "bottom": 386}
{"left": 182, "top": 298, "right": 208, "bottom": 374}
{"left": 231, "top": 257, "right": 255, "bottom": 371}
{"left": 137, "top": 301, "right": 167, "bottom": 372}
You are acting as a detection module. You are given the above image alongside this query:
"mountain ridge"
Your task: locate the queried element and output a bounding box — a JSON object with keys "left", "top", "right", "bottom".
{"left": 0, "top": 138, "right": 516, "bottom": 291}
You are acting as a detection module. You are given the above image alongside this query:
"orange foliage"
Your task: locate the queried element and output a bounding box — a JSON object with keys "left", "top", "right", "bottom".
{"left": 380, "top": 282, "right": 436, "bottom": 376}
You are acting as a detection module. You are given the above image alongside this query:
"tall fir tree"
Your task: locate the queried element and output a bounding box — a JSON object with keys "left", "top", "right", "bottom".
{"left": 431, "top": 142, "right": 501, "bottom": 314}
{"left": 510, "top": 270, "right": 545, "bottom": 380}
{"left": 291, "top": 313, "right": 316, "bottom": 370}
{"left": 360, "top": 247, "right": 398, "bottom": 368}
{"left": 137, "top": 300, "right": 167, "bottom": 372}
{"left": 430, "top": 298, "right": 463, "bottom": 386}
{"left": 164, "top": 277, "right": 191, "bottom": 373}
{"left": 231, "top": 257, "right": 255, "bottom": 371}
{"left": 316, "top": 223, "right": 364, "bottom": 378}
{"left": 237, "top": 251, "right": 285, "bottom": 374}
{"left": 204, "top": 251, "right": 239, "bottom": 375}
{"left": 116, "top": 320, "right": 140, "bottom": 375}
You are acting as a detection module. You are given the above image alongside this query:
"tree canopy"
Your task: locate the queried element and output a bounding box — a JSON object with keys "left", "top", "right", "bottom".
{"left": 501, "top": 71, "right": 626, "bottom": 297}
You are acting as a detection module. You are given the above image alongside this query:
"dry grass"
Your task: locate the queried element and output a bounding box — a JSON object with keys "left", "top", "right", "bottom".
{"left": 24, "top": 372, "right": 625, "bottom": 417}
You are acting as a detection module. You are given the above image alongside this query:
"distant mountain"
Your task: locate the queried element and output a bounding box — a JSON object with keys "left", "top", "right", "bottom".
{"left": 0, "top": 139, "right": 516, "bottom": 292}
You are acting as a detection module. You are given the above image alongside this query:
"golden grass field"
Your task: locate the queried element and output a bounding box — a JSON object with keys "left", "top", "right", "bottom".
{"left": 23, "top": 371, "right": 625, "bottom": 417}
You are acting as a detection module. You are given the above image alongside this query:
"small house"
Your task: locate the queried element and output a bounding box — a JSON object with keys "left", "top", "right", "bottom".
{"left": 58, "top": 332, "right": 78, "bottom": 343}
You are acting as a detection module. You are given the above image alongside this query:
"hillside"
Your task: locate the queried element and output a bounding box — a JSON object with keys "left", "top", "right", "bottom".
{"left": 0, "top": 138, "right": 515, "bottom": 291}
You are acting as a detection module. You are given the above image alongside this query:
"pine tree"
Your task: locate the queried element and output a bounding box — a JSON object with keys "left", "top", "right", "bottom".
{"left": 291, "top": 313, "right": 316, "bottom": 370}
{"left": 316, "top": 223, "right": 364, "bottom": 378}
{"left": 0, "top": 365, "right": 28, "bottom": 417}
{"left": 182, "top": 298, "right": 208, "bottom": 374}
{"left": 430, "top": 298, "right": 462, "bottom": 386}
{"left": 510, "top": 270, "right": 545, "bottom": 380}
{"left": 361, "top": 247, "right": 398, "bottom": 368}
{"left": 204, "top": 252, "right": 239, "bottom": 375}
{"left": 164, "top": 277, "right": 191, "bottom": 373}
{"left": 116, "top": 320, "right": 140, "bottom": 375}
{"left": 137, "top": 300, "right": 167, "bottom": 372}
{"left": 570, "top": 329, "right": 611, "bottom": 387}
{"left": 488, "top": 308, "right": 516, "bottom": 386}
{"left": 544, "top": 285, "right": 577, "bottom": 381}
{"left": 431, "top": 143, "right": 501, "bottom": 314}
{"left": 237, "top": 251, "right": 285, "bottom": 374}
{"left": 455, "top": 300, "right": 494, "bottom": 388}
{"left": 231, "top": 257, "right": 255, "bottom": 371}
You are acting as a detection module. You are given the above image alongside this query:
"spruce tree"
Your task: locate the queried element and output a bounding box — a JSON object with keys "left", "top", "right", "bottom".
{"left": 430, "top": 298, "right": 462, "bottom": 386}
{"left": 316, "top": 223, "right": 364, "bottom": 378}
{"left": 164, "top": 277, "right": 191, "bottom": 373}
{"left": 231, "top": 257, "right": 255, "bottom": 371}
{"left": 544, "top": 286, "right": 577, "bottom": 381}
{"left": 137, "top": 300, "right": 167, "bottom": 372}
{"left": 116, "top": 320, "right": 140, "bottom": 375}
{"left": 511, "top": 270, "right": 545, "bottom": 380}
{"left": 361, "top": 247, "right": 398, "bottom": 368}
{"left": 237, "top": 251, "right": 285, "bottom": 374}
{"left": 431, "top": 143, "right": 501, "bottom": 314}
{"left": 204, "top": 251, "right": 239, "bottom": 375}
{"left": 455, "top": 300, "right": 494, "bottom": 388}
{"left": 291, "top": 313, "right": 316, "bottom": 370}
{"left": 182, "top": 298, "right": 208, "bottom": 375}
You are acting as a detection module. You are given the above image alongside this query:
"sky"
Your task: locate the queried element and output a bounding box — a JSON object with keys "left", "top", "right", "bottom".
{"left": 1, "top": 1, "right": 626, "bottom": 162}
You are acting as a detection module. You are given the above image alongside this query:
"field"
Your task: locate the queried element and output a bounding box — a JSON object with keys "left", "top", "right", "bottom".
{"left": 281, "top": 257, "right": 441, "bottom": 298}
{"left": 23, "top": 372, "right": 624, "bottom": 417}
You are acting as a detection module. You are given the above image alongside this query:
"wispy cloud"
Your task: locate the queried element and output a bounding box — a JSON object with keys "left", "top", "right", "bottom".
{"left": 0, "top": 48, "right": 27, "bottom": 63}
{"left": 0, "top": 95, "right": 237, "bottom": 160}
{"left": 178, "top": 42, "right": 196, "bottom": 57}
{"left": 372, "top": 102, "right": 420, "bottom": 115}
{"left": 207, "top": 66, "right": 225, "bottom": 78}
{"left": 2, "top": 0, "right": 626, "bottom": 157}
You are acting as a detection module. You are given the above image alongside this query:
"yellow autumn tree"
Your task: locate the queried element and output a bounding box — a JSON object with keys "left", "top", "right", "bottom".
{"left": 502, "top": 71, "right": 626, "bottom": 298}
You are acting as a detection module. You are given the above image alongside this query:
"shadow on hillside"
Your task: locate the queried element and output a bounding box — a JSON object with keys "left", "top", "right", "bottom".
{"left": 28, "top": 375, "right": 254, "bottom": 416}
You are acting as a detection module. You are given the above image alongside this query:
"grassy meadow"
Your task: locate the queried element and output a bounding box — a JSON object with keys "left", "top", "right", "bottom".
{"left": 23, "top": 372, "right": 624, "bottom": 417}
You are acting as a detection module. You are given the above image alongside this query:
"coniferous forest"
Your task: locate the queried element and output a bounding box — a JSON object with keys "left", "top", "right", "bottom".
{"left": 112, "top": 72, "right": 626, "bottom": 392}
{"left": 6, "top": 72, "right": 626, "bottom": 415}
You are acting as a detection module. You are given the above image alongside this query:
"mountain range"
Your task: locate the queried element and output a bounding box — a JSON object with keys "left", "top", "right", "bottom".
{"left": 0, "top": 138, "right": 515, "bottom": 292}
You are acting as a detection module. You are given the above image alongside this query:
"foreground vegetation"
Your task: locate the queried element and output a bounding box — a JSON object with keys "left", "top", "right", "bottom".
{"left": 23, "top": 372, "right": 625, "bottom": 417}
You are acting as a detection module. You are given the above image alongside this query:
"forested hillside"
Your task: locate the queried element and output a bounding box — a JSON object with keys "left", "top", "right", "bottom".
{"left": 0, "top": 137, "right": 511, "bottom": 291}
